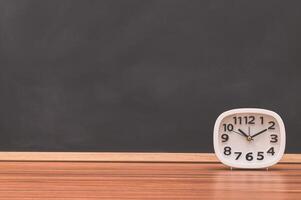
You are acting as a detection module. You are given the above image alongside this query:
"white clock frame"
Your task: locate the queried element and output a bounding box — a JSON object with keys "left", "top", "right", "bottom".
{"left": 213, "top": 108, "right": 286, "bottom": 169}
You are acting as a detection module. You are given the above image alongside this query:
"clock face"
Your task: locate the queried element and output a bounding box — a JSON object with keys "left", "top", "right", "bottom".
{"left": 213, "top": 108, "right": 286, "bottom": 169}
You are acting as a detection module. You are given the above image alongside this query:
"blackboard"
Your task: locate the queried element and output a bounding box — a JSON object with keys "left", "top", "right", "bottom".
{"left": 0, "top": 0, "right": 300, "bottom": 153}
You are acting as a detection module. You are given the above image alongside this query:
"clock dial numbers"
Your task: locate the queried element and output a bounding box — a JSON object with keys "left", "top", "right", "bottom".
{"left": 224, "top": 146, "right": 231, "bottom": 156}
{"left": 268, "top": 121, "right": 276, "bottom": 130}
{"left": 267, "top": 147, "right": 275, "bottom": 156}
{"left": 257, "top": 152, "right": 264, "bottom": 160}
{"left": 234, "top": 152, "right": 242, "bottom": 160}
{"left": 225, "top": 150, "right": 271, "bottom": 161}
{"left": 233, "top": 116, "right": 255, "bottom": 125}
{"left": 223, "top": 123, "right": 234, "bottom": 132}
{"left": 221, "top": 134, "right": 229, "bottom": 142}
{"left": 247, "top": 116, "right": 255, "bottom": 124}
{"left": 270, "top": 134, "right": 278, "bottom": 143}
{"left": 246, "top": 152, "right": 253, "bottom": 161}
{"left": 244, "top": 152, "right": 265, "bottom": 161}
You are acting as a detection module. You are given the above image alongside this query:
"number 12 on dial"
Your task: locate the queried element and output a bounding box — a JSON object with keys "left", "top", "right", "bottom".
{"left": 213, "top": 108, "right": 286, "bottom": 169}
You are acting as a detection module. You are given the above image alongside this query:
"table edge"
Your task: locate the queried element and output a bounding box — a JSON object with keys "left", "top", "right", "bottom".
{"left": 0, "top": 152, "right": 299, "bottom": 163}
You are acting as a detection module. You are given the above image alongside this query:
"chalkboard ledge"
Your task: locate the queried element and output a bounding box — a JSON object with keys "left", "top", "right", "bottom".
{"left": 0, "top": 152, "right": 299, "bottom": 163}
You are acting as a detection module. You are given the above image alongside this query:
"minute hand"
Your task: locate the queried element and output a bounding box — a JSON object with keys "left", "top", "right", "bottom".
{"left": 251, "top": 129, "right": 268, "bottom": 139}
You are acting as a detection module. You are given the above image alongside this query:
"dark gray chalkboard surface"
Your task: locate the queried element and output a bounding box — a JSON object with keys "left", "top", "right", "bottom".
{"left": 0, "top": 0, "right": 300, "bottom": 152}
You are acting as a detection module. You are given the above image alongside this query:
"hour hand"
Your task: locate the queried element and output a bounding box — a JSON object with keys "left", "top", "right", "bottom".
{"left": 238, "top": 129, "right": 249, "bottom": 138}
{"left": 231, "top": 129, "right": 247, "bottom": 138}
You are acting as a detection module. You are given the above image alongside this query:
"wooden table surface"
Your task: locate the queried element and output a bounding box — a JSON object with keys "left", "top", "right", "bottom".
{"left": 0, "top": 161, "right": 300, "bottom": 200}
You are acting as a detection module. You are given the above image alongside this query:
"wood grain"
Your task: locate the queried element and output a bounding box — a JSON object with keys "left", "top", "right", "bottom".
{"left": 0, "top": 152, "right": 300, "bottom": 163}
{"left": 0, "top": 161, "right": 300, "bottom": 199}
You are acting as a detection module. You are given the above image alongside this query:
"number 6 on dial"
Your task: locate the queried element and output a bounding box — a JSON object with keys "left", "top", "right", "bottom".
{"left": 213, "top": 108, "right": 286, "bottom": 169}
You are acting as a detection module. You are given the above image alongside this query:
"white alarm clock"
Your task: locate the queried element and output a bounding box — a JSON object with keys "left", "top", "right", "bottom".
{"left": 213, "top": 108, "right": 286, "bottom": 169}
